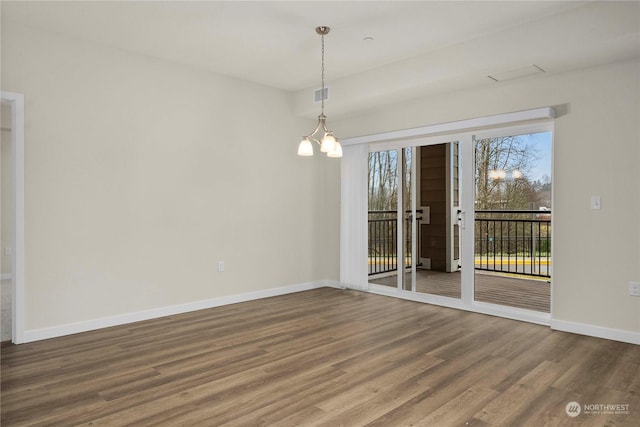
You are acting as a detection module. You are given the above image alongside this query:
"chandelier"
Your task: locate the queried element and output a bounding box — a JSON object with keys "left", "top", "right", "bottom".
{"left": 297, "top": 26, "right": 342, "bottom": 158}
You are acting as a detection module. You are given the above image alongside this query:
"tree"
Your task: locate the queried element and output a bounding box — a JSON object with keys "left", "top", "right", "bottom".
{"left": 475, "top": 136, "right": 541, "bottom": 210}
{"left": 368, "top": 150, "right": 397, "bottom": 212}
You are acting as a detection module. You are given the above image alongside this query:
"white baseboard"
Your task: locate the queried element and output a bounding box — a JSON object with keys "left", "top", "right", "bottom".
{"left": 551, "top": 319, "right": 640, "bottom": 345}
{"left": 472, "top": 301, "right": 551, "bottom": 326}
{"left": 324, "top": 280, "right": 345, "bottom": 289}
{"left": 23, "top": 281, "right": 638, "bottom": 346}
{"left": 366, "top": 284, "right": 636, "bottom": 345}
{"left": 1, "top": 273, "right": 12, "bottom": 280}
{"left": 23, "top": 280, "right": 330, "bottom": 343}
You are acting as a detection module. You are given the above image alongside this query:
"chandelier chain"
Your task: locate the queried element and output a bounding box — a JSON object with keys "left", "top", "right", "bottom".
{"left": 320, "top": 32, "right": 325, "bottom": 115}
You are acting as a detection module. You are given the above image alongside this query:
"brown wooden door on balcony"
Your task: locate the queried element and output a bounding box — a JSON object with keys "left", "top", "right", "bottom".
{"left": 419, "top": 143, "right": 460, "bottom": 274}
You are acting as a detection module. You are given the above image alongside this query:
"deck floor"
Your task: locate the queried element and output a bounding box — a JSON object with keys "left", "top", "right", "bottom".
{"left": 370, "top": 270, "right": 550, "bottom": 312}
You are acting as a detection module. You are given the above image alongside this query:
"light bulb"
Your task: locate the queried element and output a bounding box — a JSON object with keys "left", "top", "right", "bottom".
{"left": 320, "top": 132, "right": 337, "bottom": 153}
{"left": 297, "top": 138, "right": 313, "bottom": 156}
{"left": 327, "top": 141, "right": 342, "bottom": 158}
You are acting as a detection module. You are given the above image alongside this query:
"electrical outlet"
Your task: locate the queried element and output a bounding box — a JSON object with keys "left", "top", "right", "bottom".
{"left": 630, "top": 281, "right": 640, "bottom": 297}
{"left": 218, "top": 261, "right": 225, "bottom": 272}
{"left": 590, "top": 196, "right": 601, "bottom": 210}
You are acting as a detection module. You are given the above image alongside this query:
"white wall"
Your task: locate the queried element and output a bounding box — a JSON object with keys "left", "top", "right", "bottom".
{"left": 332, "top": 60, "right": 640, "bottom": 337}
{"left": 1, "top": 21, "right": 339, "bottom": 334}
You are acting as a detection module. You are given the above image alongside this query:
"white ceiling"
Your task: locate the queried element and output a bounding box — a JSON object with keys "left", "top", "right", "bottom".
{"left": 2, "top": 1, "right": 639, "bottom": 116}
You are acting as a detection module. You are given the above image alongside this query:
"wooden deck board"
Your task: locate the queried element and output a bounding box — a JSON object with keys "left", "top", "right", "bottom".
{"left": 370, "top": 270, "right": 550, "bottom": 312}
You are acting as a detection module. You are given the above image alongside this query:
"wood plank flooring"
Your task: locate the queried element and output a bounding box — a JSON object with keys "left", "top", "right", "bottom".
{"left": 2, "top": 288, "right": 639, "bottom": 426}
{"left": 371, "top": 270, "right": 551, "bottom": 312}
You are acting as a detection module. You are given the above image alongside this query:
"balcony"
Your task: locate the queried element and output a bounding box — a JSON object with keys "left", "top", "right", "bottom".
{"left": 475, "top": 210, "right": 551, "bottom": 278}
{"left": 368, "top": 210, "right": 551, "bottom": 312}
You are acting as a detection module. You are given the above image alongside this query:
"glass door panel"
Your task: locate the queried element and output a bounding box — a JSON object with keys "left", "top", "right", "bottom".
{"left": 368, "top": 142, "right": 462, "bottom": 299}
{"left": 367, "top": 148, "right": 416, "bottom": 291}
{"left": 368, "top": 149, "right": 401, "bottom": 288}
{"left": 473, "top": 132, "right": 552, "bottom": 312}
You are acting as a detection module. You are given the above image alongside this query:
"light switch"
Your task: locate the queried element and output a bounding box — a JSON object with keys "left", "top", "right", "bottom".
{"left": 590, "top": 196, "right": 601, "bottom": 210}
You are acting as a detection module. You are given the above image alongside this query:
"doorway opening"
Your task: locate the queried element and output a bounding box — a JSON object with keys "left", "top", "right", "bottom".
{"left": 1, "top": 101, "right": 13, "bottom": 341}
{"left": 1, "top": 91, "right": 25, "bottom": 344}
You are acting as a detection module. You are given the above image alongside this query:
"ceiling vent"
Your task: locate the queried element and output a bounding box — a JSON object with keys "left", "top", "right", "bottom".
{"left": 488, "top": 64, "right": 545, "bottom": 82}
{"left": 314, "top": 87, "right": 329, "bottom": 102}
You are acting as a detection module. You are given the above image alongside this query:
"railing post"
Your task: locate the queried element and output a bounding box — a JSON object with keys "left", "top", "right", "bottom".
{"left": 531, "top": 219, "right": 537, "bottom": 274}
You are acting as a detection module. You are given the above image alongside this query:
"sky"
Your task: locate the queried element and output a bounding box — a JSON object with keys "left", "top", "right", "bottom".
{"left": 526, "top": 131, "right": 552, "bottom": 183}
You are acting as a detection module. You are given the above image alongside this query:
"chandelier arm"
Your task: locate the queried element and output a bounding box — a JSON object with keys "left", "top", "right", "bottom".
{"left": 319, "top": 116, "right": 329, "bottom": 134}
{"left": 305, "top": 117, "right": 323, "bottom": 141}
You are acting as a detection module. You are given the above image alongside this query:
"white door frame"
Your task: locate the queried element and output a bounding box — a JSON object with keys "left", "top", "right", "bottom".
{"left": 340, "top": 107, "right": 554, "bottom": 326}
{"left": 1, "top": 91, "right": 25, "bottom": 344}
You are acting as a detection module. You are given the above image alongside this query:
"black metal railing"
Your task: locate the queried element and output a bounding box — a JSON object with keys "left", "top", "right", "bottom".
{"left": 368, "top": 210, "right": 422, "bottom": 275}
{"left": 475, "top": 210, "right": 551, "bottom": 278}
{"left": 367, "top": 209, "right": 551, "bottom": 278}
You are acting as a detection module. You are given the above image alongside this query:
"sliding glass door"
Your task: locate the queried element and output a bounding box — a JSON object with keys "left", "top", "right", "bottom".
{"left": 365, "top": 125, "right": 552, "bottom": 321}
{"left": 342, "top": 110, "right": 555, "bottom": 325}
{"left": 368, "top": 142, "right": 462, "bottom": 300}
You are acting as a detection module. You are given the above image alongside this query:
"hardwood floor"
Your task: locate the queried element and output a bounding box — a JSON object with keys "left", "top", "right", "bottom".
{"left": 2, "top": 288, "right": 639, "bottom": 426}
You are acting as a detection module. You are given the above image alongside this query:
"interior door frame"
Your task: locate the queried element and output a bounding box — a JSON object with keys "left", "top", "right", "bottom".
{"left": 340, "top": 107, "right": 554, "bottom": 326}
{"left": 446, "top": 142, "right": 461, "bottom": 274}
{"left": 1, "top": 91, "right": 25, "bottom": 344}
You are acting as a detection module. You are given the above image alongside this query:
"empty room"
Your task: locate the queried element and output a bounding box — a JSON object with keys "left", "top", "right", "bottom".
{"left": 1, "top": 1, "right": 639, "bottom": 426}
